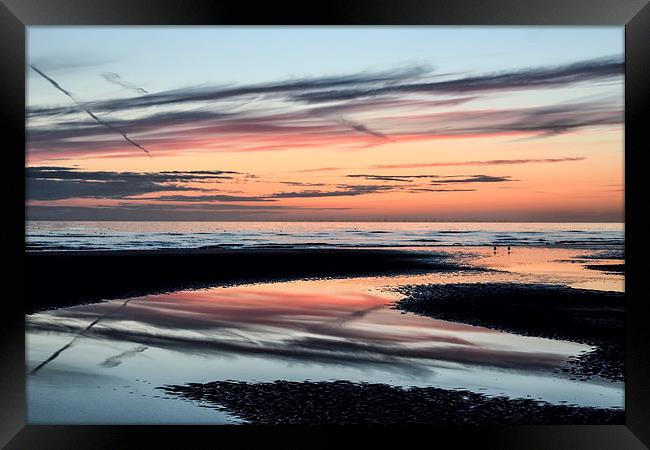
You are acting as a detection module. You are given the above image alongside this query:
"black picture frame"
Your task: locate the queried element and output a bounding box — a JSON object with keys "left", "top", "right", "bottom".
{"left": 2, "top": 1, "right": 648, "bottom": 448}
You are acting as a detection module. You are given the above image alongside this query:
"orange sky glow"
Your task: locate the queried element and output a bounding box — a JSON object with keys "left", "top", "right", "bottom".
{"left": 26, "top": 27, "right": 624, "bottom": 222}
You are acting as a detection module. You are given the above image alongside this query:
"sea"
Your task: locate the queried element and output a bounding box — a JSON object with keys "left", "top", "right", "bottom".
{"left": 25, "top": 221, "right": 624, "bottom": 251}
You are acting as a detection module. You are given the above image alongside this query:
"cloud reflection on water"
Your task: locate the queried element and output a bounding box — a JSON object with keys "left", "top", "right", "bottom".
{"left": 27, "top": 283, "right": 583, "bottom": 379}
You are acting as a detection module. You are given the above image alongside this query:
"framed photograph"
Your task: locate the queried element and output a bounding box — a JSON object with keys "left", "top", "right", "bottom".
{"left": 2, "top": 0, "right": 648, "bottom": 448}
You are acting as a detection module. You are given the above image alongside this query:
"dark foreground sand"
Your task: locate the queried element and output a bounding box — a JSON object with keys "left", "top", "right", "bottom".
{"left": 160, "top": 380, "right": 623, "bottom": 425}
{"left": 25, "top": 248, "right": 468, "bottom": 313}
{"left": 393, "top": 283, "right": 624, "bottom": 381}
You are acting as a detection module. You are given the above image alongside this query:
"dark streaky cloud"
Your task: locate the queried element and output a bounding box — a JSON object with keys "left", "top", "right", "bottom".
{"left": 28, "top": 65, "right": 432, "bottom": 117}
{"left": 347, "top": 174, "right": 515, "bottom": 184}
{"left": 26, "top": 56, "right": 623, "bottom": 158}
{"left": 338, "top": 118, "right": 388, "bottom": 141}
{"left": 152, "top": 194, "right": 275, "bottom": 203}
{"left": 26, "top": 166, "right": 240, "bottom": 201}
{"left": 292, "top": 56, "right": 623, "bottom": 103}
{"left": 269, "top": 184, "right": 397, "bottom": 199}
{"left": 27, "top": 179, "right": 197, "bottom": 201}
{"left": 29, "top": 56, "right": 617, "bottom": 113}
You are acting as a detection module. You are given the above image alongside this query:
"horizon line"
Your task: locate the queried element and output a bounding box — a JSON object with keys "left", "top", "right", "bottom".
{"left": 25, "top": 219, "right": 625, "bottom": 224}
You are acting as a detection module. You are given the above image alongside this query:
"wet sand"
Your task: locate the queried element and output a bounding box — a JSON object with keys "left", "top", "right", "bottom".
{"left": 584, "top": 264, "right": 625, "bottom": 274}
{"left": 25, "top": 248, "right": 469, "bottom": 313}
{"left": 393, "top": 283, "right": 624, "bottom": 381}
{"left": 160, "top": 380, "right": 624, "bottom": 425}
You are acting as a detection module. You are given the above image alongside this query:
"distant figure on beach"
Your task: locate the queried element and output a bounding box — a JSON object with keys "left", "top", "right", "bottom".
{"left": 493, "top": 245, "right": 497, "bottom": 253}
{"left": 508, "top": 246, "right": 511, "bottom": 253}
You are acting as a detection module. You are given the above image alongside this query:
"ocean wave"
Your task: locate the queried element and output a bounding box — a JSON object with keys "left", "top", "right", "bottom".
{"left": 25, "top": 222, "right": 624, "bottom": 251}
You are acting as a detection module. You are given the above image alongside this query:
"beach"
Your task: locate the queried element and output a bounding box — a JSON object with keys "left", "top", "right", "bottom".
{"left": 26, "top": 241, "right": 625, "bottom": 425}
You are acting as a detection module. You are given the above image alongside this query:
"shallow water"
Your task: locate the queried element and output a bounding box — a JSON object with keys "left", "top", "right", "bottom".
{"left": 26, "top": 246, "right": 624, "bottom": 424}
{"left": 26, "top": 221, "right": 624, "bottom": 251}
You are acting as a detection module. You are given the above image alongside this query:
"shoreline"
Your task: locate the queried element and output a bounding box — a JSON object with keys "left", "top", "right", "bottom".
{"left": 27, "top": 242, "right": 625, "bottom": 252}
{"left": 25, "top": 247, "right": 472, "bottom": 314}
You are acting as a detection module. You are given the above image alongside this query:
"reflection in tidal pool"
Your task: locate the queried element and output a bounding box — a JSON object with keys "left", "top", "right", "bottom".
{"left": 26, "top": 247, "right": 624, "bottom": 424}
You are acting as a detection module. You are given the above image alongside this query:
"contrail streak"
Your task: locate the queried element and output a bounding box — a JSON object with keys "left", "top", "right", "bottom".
{"left": 100, "top": 72, "right": 148, "bottom": 95}
{"left": 30, "top": 65, "right": 152, "bottom": 158}
{"left": 29, "top": 299, "right": 134, "bottom": 375}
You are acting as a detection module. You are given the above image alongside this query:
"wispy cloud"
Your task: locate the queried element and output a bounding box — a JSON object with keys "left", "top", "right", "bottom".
{"left": 27, "top": 166, "right": 240, "bottom": 181}
{"left": 294, "top": 157, "right": 587, "bottom": 173}
{"left": 27, "top": 99, "right": 620, "bottom": 159}
{"left": 338, "top": 117, "right": 389, "bottom": 141}
{"left": 292, "top": 56, "right": 623, "bottom": 103}
{"left": 408, "top": 188, "right": 476, "bottom": 192}
{"left": 27, "top": 57, "right": 623, "bottom": 159}
{"left": 369, "top": 157, "right": 587, "bottom": 169}
{"left": 28, "top": 64, "right": 433, "bottom": 117}
{"left": 269, "top": 184, "right": 398, "bottom": 199}
{"left": 150, "top": 194, "right": 275, "bottom": 203}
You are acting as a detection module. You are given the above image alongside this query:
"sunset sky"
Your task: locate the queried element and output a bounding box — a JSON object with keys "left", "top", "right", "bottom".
{"left": 26, "top": 27, "right": 624, "bottom": 222}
